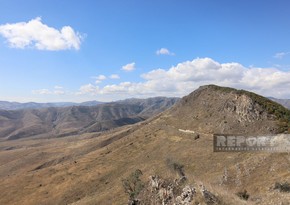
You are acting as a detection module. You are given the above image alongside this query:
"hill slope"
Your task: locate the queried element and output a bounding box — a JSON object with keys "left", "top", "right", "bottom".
{"left": 0, "top": 85, "right": 290, "bottom": 205}
{"left": 167, "top": 84, "right": 290, "bottom": 135}
{"left": 0, "top": 97, "right": 179, "bottom": 140}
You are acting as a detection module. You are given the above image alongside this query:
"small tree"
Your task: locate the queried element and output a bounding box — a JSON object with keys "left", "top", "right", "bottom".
{"left": 122, "top": 169, "right": 144, "bottom": 200}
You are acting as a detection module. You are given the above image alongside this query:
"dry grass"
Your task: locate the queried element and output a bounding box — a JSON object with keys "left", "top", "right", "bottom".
{"left": 1, "top": 114, "right": 290, "bottom": 204}
{"left": 1, "top": 85, "right": 290, "bottom": 204}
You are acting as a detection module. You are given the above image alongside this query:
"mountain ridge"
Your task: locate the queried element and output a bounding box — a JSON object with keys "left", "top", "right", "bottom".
{"left": 165, "top": 84, "right": 290, "bottom": 135}
{"left": 1, "top": 95, "right": 289, "bottom": 110}
{"left": 0, "top": 97, "right": 179, "bottom": 140}
{"left": 0, "top": 100, "right": 104, "bottom": 110}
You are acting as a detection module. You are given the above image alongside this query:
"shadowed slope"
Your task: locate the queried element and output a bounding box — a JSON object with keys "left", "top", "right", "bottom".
{"left": 0, "top": 97, "right": 179, "bottom": 140}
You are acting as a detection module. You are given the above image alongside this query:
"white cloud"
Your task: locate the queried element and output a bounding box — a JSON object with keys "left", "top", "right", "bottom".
{"left": 54, "top": 85, "right": 63, "bottom": 89}
{"left": 93, "top": 75, "right": 106, "bottom": 84}
{"left": 32, "top": 86, "right": 66, "bottom": 95}
{"left": 156, "top": 48, "right": 175, "bottom": 56}
{"left": 53, "top": 90, "right": 65, "bottom": 95}
{"left": 94, "top": 75, "right": 106, "bottom": 80}
{"left": 102, "top": 82, "right": 135, "bottom": 94}
{"left": 77, "top": 84, "right": 99, "bottom": 95}
{"left": 110, "top": 74, "right": 120, "bottom": 79}
{"left": 0, "top": 17, "right": 82, "bottom": 50}
{"left": 273, "top": 52, "right": 290, "bottom": 59}
{"left": 32, "top": 89, "right": 51, "bottom": 95}
{"left": 122, "top": 62, "right": 135, "bottom": 71}
{"left": 77, "top": 57, "right": 290, "bottom": 99}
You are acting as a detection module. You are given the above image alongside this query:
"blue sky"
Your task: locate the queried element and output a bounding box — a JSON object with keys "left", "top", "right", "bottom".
{"left": 1, "top": 0, "right": 290, "bottom": 102}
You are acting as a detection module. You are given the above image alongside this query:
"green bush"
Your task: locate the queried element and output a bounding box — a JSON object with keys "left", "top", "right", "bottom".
{"left": 122, "top": 169, "right": 144, "bottom": 200}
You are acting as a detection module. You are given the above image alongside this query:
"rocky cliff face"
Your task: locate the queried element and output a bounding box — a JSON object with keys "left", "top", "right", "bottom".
{"left": 223, "top": 94, "right": 270, "bottom": 122}
{"left": 166, "top": 85, "right": 290, "bottom": 135}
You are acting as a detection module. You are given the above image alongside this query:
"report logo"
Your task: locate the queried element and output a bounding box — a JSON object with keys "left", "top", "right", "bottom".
{"left": 213, "top": 134, "right": 290, "bottom": 152}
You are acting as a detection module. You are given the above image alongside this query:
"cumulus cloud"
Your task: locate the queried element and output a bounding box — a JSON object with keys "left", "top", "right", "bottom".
{"left": 273, "top": 52, "right": 290, "bottom": 59}
{"left": 32, "top": 89, "right": 51, "bottom": 95}
{"left": 77, "top": 84, "right": 99, "bottom": 95}
{"left": 93, "top": 75, "right": 106, "bottom": 84}
{"left": 53, "top": 90, "right": 65, "bottom": 95}
{"left": 122, "top": 62, "right": 135, "bottom": 71}
{"left": 54, "top": 85, "right": 63, "bottom": 89}
{"left": 94, "top": 75, "right": 106, "bottom": 80}
{"left": 110, "top": 74, "right": 120, "bottom": 79}
{"left": 0, "top": 17, "right": 82, "bottom": 50}
{"left": 156, "top": 48, "right": 175, "bottom": 56}
{"left": 77, "top": 57, "right": 290, "bottom": 99}
{"left": 32, "top": 86, "right": 66, "bottom": 95}
{"left": 102, "top": 82, "right": 135, "bottom": 94}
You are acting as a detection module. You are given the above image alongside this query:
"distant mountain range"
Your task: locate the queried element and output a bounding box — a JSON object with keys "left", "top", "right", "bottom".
{"left": 0, "top": 94, "right": 289, "bottom": 141}
{"left": 1, "top": 96, "right": 289, "bottom": 110}
{"left": 0, "top": 97, "right": 179, "bottom": 140}
{"left": 0, "top": 100, "right": 103, "bottom": 110}
{"left": 268, "top": 97, "right": 290, "bottom": 109}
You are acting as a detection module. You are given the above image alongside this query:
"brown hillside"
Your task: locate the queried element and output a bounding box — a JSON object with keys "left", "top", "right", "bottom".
{"left": 0, "top": 85, "right": 290, "bottom": 205}
{"left": 0, "top": 97, "right": 178, "bottom": 140}
{"left": 167, "top": 84, "right": 290, "bottom": 135}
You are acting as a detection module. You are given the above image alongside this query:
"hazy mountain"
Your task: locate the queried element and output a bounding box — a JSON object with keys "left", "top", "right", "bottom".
{"left": 2, "top": 96, "right": 289, "bottom": 111}
{"left": 78, "top": 100, "right": 104, "bottom": 107}
{"left": 1, "top": 85, "right": 290, "bottom": 205}
{"left": 117, "top": 97, "right": 180, "bottom": 117}
{"left": 0, "top": 100, "right": 104, "bottom": 110}
{"left": 0, "top": 97, "right": 179, "bottom": 140}
{"left": 268, "top": 97, "right": 290, "bottom": 109}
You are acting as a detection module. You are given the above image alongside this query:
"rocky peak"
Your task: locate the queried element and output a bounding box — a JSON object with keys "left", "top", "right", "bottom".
{"left": 166, "top": 85, "right": 290, "bottom": 135}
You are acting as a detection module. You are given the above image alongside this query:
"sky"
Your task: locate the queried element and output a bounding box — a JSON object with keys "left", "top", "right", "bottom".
{"left": 0, "top": 0, "right": 290, "bottom": 103}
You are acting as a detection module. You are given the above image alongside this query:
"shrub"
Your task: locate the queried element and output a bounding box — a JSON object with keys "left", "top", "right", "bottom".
{"left": 166, "top": 158, "right": 185, "bottom": 178}
{"left": 122, "top": 169, "right": 144, "bottom": 200}
{"left": 236, "top": 189, "right": 249, "bottom": 200}
{"left": 274, "top": 182, "right": 290, "bottom": 192}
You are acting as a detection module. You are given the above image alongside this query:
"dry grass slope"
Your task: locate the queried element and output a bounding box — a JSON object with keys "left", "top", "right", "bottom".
{"left": 0, "top": 85, "right": 289, "bottom": 204}
{"left": 0, "top": 97, "right": 178, "bottom": 140}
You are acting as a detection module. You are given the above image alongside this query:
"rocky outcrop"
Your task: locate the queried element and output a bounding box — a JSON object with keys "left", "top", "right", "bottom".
{"left": 199, "top": 184, "right": 220, "bottom": 205}
{"left": 223, "top": 94, "right": 268, "bottom": 122}
{"left": 175, "top": 185, "right": 196, "bottom": 205}
{"left": 166, "top": 85, "right": 289, "bottom": 135}
{"left": 133, "top": 175, "right": 219, "bottom": 205}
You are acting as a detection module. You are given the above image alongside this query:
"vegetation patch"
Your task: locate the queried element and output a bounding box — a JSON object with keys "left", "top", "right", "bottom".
{"left": 274, "top": 182, "right": 290, "bottom": 192}
{"left": 236, "top": 190, "right": 249, "bottom": 200}
{"left": 122, "top": 169, "right": 144, "bottom": 200}
{"left": 166, "top": 158, "right": 186, "bottom": 179}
